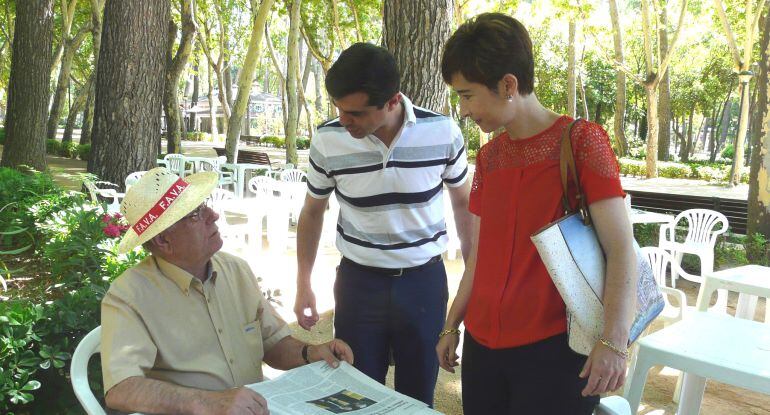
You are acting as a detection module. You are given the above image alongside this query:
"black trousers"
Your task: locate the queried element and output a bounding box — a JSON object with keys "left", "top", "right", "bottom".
{"left": 461, "top": 331, "right": 599, "bottom": 415}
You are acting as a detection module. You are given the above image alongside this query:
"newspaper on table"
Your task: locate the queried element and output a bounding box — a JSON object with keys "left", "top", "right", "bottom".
{"left": 246, "top": 361, "right": 442, "bottom": 415}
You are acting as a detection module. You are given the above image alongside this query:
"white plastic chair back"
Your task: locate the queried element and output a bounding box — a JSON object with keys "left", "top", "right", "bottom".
{"left": 70, "top": 326, "right": 106, "bottom": 415}
{"left": 163, "top": 154, "right": 188, "bottom": 177}
{"left": 670, "top": 209, "right": 728, "bottom": 247}
{"left": 125, "top": 171, "right": 146, "bottom": 192}
{"left": 248, "top": 176, "right": 277, "bottom": 199}
{"left": 641, "top": 246, "right": 673, "bottom": 288}
{"left": 279, "top": 168, "right": 307, "bottom": 183}
{"left": 83, "top": 180, "right": 123, "bottom": 213}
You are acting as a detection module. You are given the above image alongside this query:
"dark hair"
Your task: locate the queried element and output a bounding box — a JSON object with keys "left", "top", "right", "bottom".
{"left": 441, "top": 13, "right": 534, "bottom": 95}
{"left": 325, "top": 42, "right": 400, "bottom": 108}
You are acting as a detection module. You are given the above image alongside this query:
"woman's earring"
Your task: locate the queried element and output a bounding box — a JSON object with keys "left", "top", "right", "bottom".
{"left": 506, "top": 95, "right": 513, "bottom": 102}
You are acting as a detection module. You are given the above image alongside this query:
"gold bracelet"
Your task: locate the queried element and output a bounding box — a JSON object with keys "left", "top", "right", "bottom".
{"left": 599, "top": 337, "right": 629, "bottom": 359}
{"left": 439, "top": 328, "right": 461, "bottom": 338}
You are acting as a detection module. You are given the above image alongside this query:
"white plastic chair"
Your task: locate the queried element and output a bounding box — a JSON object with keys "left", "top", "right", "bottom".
{"left": 248, "top": 175, "right": 277, "bottom": 199}
{"left": 640, "top": 247, "right": 687, "bottom": 324}
{"left": 83, "top": 180, "right": 123, "bottom": 214}
{"left": 124, "top": 171, "right": 146, "bottom": 192}
{"left": 199, "top": 156, "right": 235, "bottom": 190}
{"left": 163, "top": 154, "right": 193, "bottom": 177}
{"left": 70, "top": 326, "right": 106, "bottom": 415}
{"left": 279, "top": 168, "right": 307, "bottom": 183}
{"left": 659, "top": 209, "right": 729, "bottom": 312}
{"left": 444, "top": 193, "right": 462, "bottom": 261}
{"left": 595, "top": 396, "right": 631, "bottom": 415}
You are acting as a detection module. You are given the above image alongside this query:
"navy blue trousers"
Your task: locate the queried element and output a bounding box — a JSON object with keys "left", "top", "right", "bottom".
{"left": 333, "top": 258, "right": 448, "bottom": 406}
{"left": 461, "top": 332, "right": 599, "bottom": 415}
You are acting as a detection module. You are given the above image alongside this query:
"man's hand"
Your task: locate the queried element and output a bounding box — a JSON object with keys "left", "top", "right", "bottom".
{"left": 294, "top": 285, "right": 319, "bottom": 330}
{"left": 309, "top": 339, "right": 354, "bottom": 368}
{"left": 197, "top": 387, "right": 269, "bottom": 415}
{"left": 436, "top": 333, "right": 461, "bottom": 373}
{"left": 579, "top": 341, "right": 627, "bottom": 396}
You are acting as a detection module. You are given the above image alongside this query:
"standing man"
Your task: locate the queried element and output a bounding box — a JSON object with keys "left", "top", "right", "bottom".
{"left": 293, "top": 43, "right": 472, "bottom": 406}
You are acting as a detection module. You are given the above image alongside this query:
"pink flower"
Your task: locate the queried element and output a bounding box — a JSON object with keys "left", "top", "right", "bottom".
{"left": 102, "top": 214, "right": 113, "bottom": 223}
{"left": 102, "top": 224, "right": 122, "bottom": 238}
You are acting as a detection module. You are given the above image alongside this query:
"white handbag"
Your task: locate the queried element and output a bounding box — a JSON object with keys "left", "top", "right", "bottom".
{"left": 530, "top": 119, "right": 664, "bottom": 355}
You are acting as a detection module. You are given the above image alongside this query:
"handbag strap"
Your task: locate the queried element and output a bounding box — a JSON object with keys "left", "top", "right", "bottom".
{"left": 559, "top": 118, "right": 592, "bottom": 226}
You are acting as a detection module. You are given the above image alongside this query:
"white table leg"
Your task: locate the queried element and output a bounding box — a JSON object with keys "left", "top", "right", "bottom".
{"left": 624, "top": 353, "right": 653, "bottom": 414}
{"left": 735, "top": 293, "right": 758, "bottom": 320}
{"left": 677, "top": 373, "right": 707, "bottom": 415}
{"left": 236, "top": 168, "right": 245, "bottom": 199}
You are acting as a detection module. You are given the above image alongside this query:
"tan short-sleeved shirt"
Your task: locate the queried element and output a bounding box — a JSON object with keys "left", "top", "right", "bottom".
{"left": 100, "top": 251, "right": 291, "bottom": 392}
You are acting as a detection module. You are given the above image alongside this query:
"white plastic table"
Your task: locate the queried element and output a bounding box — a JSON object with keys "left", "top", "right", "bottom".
{"left": 629, "top": 208, "right": 674, "bottom": 225}
{"left": 222, "top": 162, "right": 272, "bottom": 198}
{"left": 699, "top": 265, "right": 770, "bottom": 321}
{"left": 624, "top": 312, "right": 770, "bottom": 414}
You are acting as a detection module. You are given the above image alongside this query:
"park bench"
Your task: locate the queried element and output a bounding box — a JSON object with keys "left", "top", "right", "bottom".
{"left": 213, "top": 147, "right": 273, "bottom": 168}
{"left": 625, "top": 189, "right": 748, "bottom": 234}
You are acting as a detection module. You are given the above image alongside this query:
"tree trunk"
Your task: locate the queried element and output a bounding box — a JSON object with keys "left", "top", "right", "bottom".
{"left": 80, "top": 0, "right": 105, "bottom": 146}
{"left": 657, "top": 5, "right": 671, "bottom": 161}
{"left": 284, "top": 0, "right": 301, "bottom": 166}
{"left": 63, "top": 77, "right": 92, "bottom": 144}
{"left": 717, "top": 100, "right": 733, "bottom": 159}
{"left": 80, "top": 85, "right": 95, "bottom": 145}
{"left": 567, "top": 20, "right": 577, "bottom": 118}
{"left": 382, "top": 0, "right": 453, "bottom": 112}
{"left": 645, "top": 86, "right": 659, "bottom": 178}
{"left": 47, "top": 25, "right": 90, "bottom": 141}
{"left": 1, "top": 0, "right": 54, "bottom": 171}
{"left": 609, "top": 0, "right": 627, "bottom": 156}
{"left": 312, "top": 58, "right": 325, "bottom": 116}
{"left": 749, "top": 2, "right": 770, "bottom": 238}
{"left": 680, "top": 104, "right": 695, "bottom": 161}
{"left": 730, "top": 73, "right": 753, "bottom": 185}
{"left": 88, "top": 0, "right": 169, "bottom": 187}
{"left": 207, "top": 60, "right": 218, "bottom": 140}
{"left": 163, "top": 0, "right": 196, "bottom": 154}
{"left": 224, "top": 0, "right": 276, "bottom": 163}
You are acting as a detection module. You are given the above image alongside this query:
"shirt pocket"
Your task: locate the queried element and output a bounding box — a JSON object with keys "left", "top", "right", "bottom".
{"left": 242, "top": 319, "right": 265, "bottom": 370}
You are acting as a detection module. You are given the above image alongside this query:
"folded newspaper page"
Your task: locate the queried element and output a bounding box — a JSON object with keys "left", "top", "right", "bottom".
{"left": 245, "top": 361, "right": 443, "bottom": 415}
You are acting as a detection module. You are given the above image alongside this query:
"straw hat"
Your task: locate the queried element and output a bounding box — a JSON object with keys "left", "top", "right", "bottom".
{"left": 117, "top": 167, "right": 218, "bottom": 254}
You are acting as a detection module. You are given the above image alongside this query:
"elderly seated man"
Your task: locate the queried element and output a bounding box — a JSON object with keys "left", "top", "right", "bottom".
{"left": 101, "top": 167, "right": 353, "bottom": 415}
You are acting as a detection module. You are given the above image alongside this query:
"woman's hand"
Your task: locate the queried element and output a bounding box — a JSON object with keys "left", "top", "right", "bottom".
{"left": 579, "top": 341, "right": 627, "bottom": 396}
{"left": 436, "top": 332, "right": 461, "bottom": 373}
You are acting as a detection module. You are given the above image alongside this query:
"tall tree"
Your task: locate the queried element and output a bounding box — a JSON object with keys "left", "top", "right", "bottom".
{"left": 1, "top": 0, "right": 54, "bottom": 171}
{"left": 608, "top": 0, "right": 627, "bottom": 155}
{"left": 224, "top": 0, "right": 276, "bottom": 163}
{"left": 79, "top": 0, "right": 105, "bottom": 146}
{"left": 47, "top": 21, "right": 91, "bottom": 141}
{"left": 714, "top": 0, "right": 764, "bottom": 185}
{"left": 285, "top": 0, "right": 301, "bottom": 165}
{"left": 62, "top": 76, "right": 93, "bottom": 144}
{"left": 88, "top": 0, "right": 169, "bottom": 187}
{"left": 658, "top": 5, "right": 672, "bottom": 161}
{"left": 749, "top": 0, "right": 770, "bottom": 238}
{"left": 567, "top": 19, "right": 577, "bottom": 117}
{"left": 382, "top": 0, "right": 453, "bottom": 112}
{"left": 163, "top": 0, "right": 196, "bottom": 154}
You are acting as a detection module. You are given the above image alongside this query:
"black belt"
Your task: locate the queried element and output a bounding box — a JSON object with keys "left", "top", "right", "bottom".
{"left": 341, "top": 255, "right": 443, "bottom": 277}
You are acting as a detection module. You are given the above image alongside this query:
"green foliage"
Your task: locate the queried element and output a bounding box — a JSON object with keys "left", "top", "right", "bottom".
{"left": 46, "top": 139, "right": 61, "bottom": 155}
{"left": 261, "top": 135, "right": 285, "bottom": 148}
{"left": 0, "top": 127, "right": 5, "bottom": 144}
{"left": 185, "top": 131, "right": 212, "bottom": 142}
{"left": 58, "top": 141, "right": 80, "bottom": 159}
{"left": 657, "top": 162, "right": 691, "bottom": 179}
{"left": 745, "top": 233, "right": 769, "bottom": 266}
{"left": 619, "top": 158, "right": 748, "bottom": 184}
{"left": 78, "top": 143, "right": 91, "bottom": 161}
{"left": 721, "top": 143, "right": 734, "bottom": 160}
{"left": 296, "top": 136, "right": 310, "bottom": 150}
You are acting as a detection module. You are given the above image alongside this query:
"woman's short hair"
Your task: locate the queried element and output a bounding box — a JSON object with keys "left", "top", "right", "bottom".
{"left": 325, "top": 42, "right": 400, "bottom": 108}
{"left": 441, "top": 13, "right": 534, "bottom": 95}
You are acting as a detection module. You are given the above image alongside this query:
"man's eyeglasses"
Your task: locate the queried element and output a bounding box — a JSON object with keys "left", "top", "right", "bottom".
{"left": 179, "top": 198, "right": 213, "bottom": 223}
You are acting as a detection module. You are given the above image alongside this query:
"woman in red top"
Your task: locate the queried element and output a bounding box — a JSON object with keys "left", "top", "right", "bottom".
{"left": 437, "top": 13, "right": 638, "bottom": 414}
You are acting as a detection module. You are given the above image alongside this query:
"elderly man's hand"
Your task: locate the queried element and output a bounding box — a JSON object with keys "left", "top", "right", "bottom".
{"left": 197, "top": 387, "right": 269, "bottom": 415}
{"left": 309, "top": 339, "right": 354, "bottom": 368}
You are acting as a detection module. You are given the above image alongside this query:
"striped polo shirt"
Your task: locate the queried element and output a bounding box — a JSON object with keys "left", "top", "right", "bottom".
{"left": 306, "top": 95, "right": 468, "bottom": 268}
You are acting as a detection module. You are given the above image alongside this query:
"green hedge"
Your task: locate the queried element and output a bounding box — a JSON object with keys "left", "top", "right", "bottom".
{"left": 261, "top": 135, "right": 284, "bottom": 148}
{"left": 619, "top": 158, "right": 749, "bottom": 184}
{"left": 44, "top": 139, "right": 90, "bottom": 161}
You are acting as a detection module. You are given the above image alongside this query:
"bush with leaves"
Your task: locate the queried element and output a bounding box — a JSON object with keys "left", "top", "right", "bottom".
{"left": 78, "top": 143, "right": 91, "bottom": 161}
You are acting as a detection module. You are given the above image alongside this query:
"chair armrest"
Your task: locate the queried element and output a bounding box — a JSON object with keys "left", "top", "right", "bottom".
{"left": 660, "top": 286, "right": 687, "bottom": 310}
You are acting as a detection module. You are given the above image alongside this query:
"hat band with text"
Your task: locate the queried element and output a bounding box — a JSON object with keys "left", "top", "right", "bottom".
{"left": 132, "top": 178, "right": 190, "bottom": 236}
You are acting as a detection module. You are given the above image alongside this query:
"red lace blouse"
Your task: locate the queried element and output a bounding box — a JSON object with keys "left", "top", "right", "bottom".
{"left": 466, "top": 116, "right": 625, "bottom": 349}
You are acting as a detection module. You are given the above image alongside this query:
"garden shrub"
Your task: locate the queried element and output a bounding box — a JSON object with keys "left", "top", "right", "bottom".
{"left": 261, "top": 135, "right": 285, "bottom": 148}
{"left": 721, "top": 144, "right": 735, "bottom": 160}
{"left": 46, "top": 139, "right": 61, "bottom": 155}
{"left": 78, "top": 143, "right": 91, "bottom": 161}
{"left": 58, "top": 141, "right": 80, "bottom": 158}
{"left": 296, "top": 136, "right": 310, "bottom": 150}
{"left": 657, "top": 162, "right": 691, "bottom": 179}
